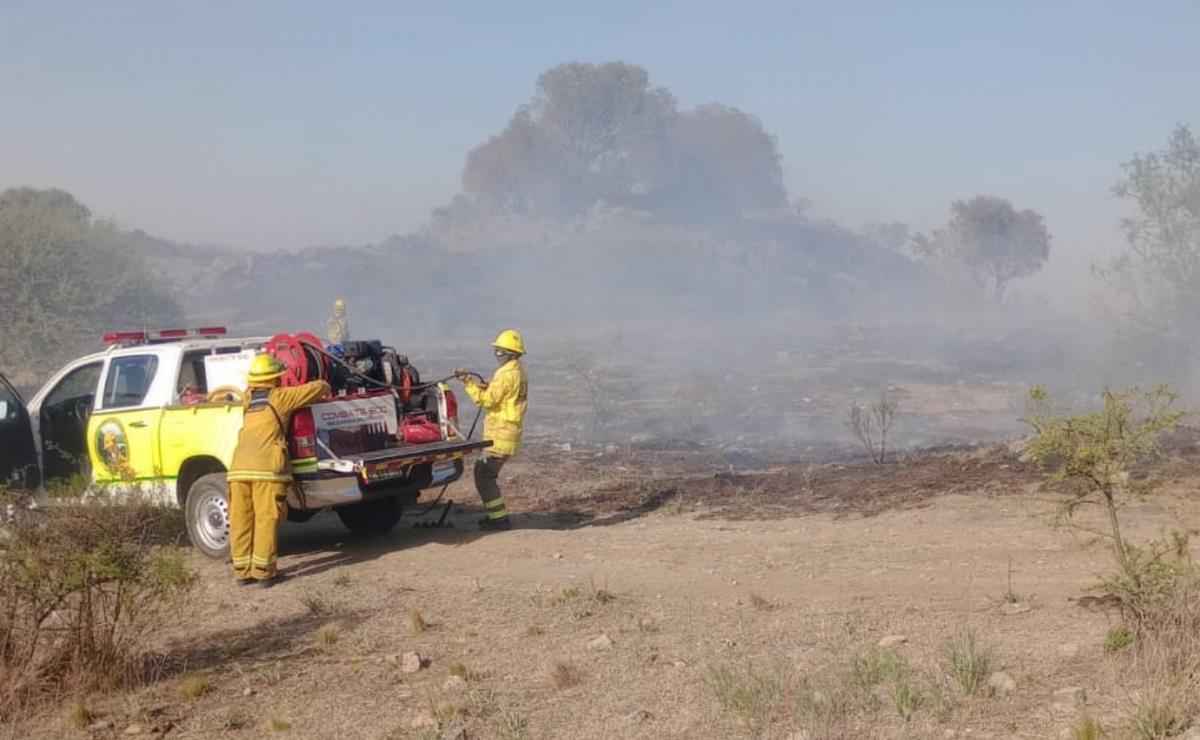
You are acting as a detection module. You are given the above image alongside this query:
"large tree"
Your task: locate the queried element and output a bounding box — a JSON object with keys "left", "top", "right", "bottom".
{"left": 913, "top": 196, "right": 1050, "bottom": 300}
{"left": 458, "top": 61, "right": 786, "bottom": 227}
{"left": 0, "top": 188, "right": 182, "bottom": 382}
{"left": 1103, "top": 125, "right": 1200, "bottom": 379}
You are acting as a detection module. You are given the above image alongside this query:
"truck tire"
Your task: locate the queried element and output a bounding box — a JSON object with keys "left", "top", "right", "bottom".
{"left": 185, "top": 472, "right": 231, "bottom": 559}
{"left": 335, "top": 496, "right": 403, "bottom": 536}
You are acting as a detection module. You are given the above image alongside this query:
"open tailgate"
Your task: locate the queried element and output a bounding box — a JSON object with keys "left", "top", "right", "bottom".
{"left": 318, "top": 438, "right": 492, "bottom": 485}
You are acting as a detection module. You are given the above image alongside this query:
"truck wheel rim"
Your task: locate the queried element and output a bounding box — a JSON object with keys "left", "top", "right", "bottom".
{"left": 196, "top": 489, "right": 230, "bottom": 551}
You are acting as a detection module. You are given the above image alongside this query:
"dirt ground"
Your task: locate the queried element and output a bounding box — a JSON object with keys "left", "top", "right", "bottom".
{"left": 11, "top": 440, "right": 1200, "bottom": 740}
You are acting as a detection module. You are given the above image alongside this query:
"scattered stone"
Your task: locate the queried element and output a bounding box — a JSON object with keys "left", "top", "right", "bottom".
{"left": 877, "top": 634, "right": 908, "bottom": 647}
{"left": 1051, "top": 686, "right": 1086, "bottom": 712}
{"left": 588, "top": 634, "right": 614, "bottom": 651}
{"left": 409, "top": 712, "right": 437, "bottom": 729}
{"left": 401, "top": 651, "right": 424, "bottom": 673}
{"left": 624, "top": 709, "right": 652, "bottom": 724}
{"left": 553, "top": 552, "right": 563, "bottom": 560}
{"left": 999, "top": 602, "right": 1033, "bottom": 616}
{"left": 123, "top": 724, "right": 146, "bottom": 736}
{"left": 673, "top": 660, "right": 687, "bottom": 668}
{"left": 242, "top": 687, "right": 255, "bottom": 697}
{"left": 987, "top": 671, "right": 1017, "bottom": 695}
{"left": 86, "top": 719, "right": 114, "bottom": 731}
{"left": 442, "top": 675, "right": 468, "bottom": 693}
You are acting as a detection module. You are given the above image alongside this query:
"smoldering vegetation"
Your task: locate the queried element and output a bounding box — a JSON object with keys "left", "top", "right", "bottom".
{"left": 4, "top": 61, "right": 1195, "bottom": 458}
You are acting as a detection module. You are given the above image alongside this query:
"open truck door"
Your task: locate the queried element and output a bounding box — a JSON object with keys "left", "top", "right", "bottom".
{"left": 0, "top": 372, "right": 38, "bottom": 488}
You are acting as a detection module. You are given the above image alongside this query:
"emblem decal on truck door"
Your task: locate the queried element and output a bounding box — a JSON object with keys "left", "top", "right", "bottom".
{"left": 95, "top": 419, "right": 131, "bottom": 478}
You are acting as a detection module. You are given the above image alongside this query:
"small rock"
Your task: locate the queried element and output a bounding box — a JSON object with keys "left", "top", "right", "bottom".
{"left": 673, "top": 660, "right": 687, "bottom": 668}
{"left": 242, "top": 687, "right": 255, "bottom": 697}
{"left": 987, "top": 671, "right": 1017, "bottom": 695}
{"left": 401, "top": 651, "right": 424, "bottom": 673}
{"left": 553, "top": 552, "right": 563, "bottom": 560}
{"left": 124, "top": 725, "right": 146, "bottom": 736}
{"left": 877, "top": 634, "right": 908, "bottom": 647}
{"left": 588, "top": 634, "right": 614, "bottom": 651}
{"left": 1051, "top": 686, "right": 1086, "bottom": 712}
{"left": 624, "top": 709, "right": 652, "bottom": 724}
{"left": 442, "top": 675, "right": 468, "bottom": 693}
{"left": 999, "top": 602, "right": 1033, "bottom": 616}
{"left": 1179, "top": 727, "right": 1200, "bottom": 740}
{"left": 410, "top": 712, "right": 437, "bottom": 729}
{"left": 87, "top": 719, "right": 114, "bottom": 731}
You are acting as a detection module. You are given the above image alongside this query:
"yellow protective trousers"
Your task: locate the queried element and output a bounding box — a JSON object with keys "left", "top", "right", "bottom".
{"left": 229, "top": 480, "right": 287, "bottom": 581}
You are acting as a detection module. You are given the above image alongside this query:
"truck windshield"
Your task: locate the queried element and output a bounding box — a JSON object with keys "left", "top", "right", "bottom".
{"left": 101, "top": 355, "right": 159, "bottom": 409}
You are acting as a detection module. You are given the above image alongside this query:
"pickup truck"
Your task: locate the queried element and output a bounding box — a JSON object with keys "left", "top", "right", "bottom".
{"left": 6, "top": 328, "right": 488, "bottom": 558}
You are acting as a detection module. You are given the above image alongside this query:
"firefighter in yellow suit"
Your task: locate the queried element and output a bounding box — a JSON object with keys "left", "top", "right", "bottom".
{"left": 228, "top": 354, "right": 330, "bottom": 586}
{"left": 456, "top": 329, "right": 528, "bottom": 531}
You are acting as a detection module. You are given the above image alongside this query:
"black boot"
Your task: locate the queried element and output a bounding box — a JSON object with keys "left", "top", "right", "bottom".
{"left": 479, "top": 517, "right": 512, "bottom": 531}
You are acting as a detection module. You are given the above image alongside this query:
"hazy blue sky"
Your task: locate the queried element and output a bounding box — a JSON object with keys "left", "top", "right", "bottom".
{"left": 3, "top": 1, "right": 1198, "bottom": 284}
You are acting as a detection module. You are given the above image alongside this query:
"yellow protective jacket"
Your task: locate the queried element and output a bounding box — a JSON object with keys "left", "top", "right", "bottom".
{"left": 228, "top": 380, "right": 330, "bottom": 482}
{"left": 464, "top": 360, "right": 527, "bottom": 456}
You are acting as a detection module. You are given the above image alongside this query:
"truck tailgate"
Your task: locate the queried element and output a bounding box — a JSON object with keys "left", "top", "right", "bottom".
{"left": 320, "top": 439, "right": 492, "bottom": 485}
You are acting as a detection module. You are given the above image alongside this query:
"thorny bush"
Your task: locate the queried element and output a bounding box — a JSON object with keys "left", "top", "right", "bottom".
{"left": 0, "top": 486, "right": 195, "bottom": 719}
{"left": 1025, "top": 385, "right": 1200, "bottom": 723}
{"left": 1024, "top": 385, "right": 1185, "bottom": 594}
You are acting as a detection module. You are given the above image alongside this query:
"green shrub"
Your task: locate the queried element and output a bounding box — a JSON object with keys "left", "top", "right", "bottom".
{"left": 0, "top": 489, "right": 195, "bottom": 718}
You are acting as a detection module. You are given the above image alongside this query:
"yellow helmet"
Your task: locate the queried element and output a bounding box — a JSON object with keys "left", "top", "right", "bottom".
{"left": 333, "top": 299, "right": 346, "bottom": 311}
{"left": 247, "top": 353, "right": 286, "bottom": 383}
{"left": 492, "top": 329, "right": 525, "bottom": 355}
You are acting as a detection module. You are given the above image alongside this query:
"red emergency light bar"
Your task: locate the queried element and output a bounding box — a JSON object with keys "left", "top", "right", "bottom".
{"left": 102, "top": 327, "right": 229, "bottom": 345}
{"left": 103, "top": 331, "right": 148, "bottom": 344}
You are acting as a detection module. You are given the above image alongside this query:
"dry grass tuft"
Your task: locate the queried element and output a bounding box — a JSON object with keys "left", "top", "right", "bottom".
{"left": 945, "top": 629, "right": 991, "bottom": 696}
{"left": 497, "top": 708, "right": 527, "bottom": 739}
{"left": 548, "top": 660, "right": 584, "bottom": 689}
{"left": 1071, "top": 713, "right": 1102, "bottom": 740}
{"left": 449, "top": 661, "right": 485, "bottom": 682}
{"left": 179, "top": 673, "right": 211, "bottom": 699}
{"left": 748, "top": 592, "right": 774, "bottom": 612}
{"left": 214, "top": 708, "right": 244, "bottom": 731}
{"left": 64, "top": 700, "right": 93, "bottom": 729}
{"left": 266, "top": 716, "right": 292, "bottom": 732}
{"left": 315, "top": 623, "right": 340, "bottom": 649}
{"left": 1127, "top": 689, "right": 1189, "bottom": 739}
{"left": 523, "top": 624, "right": 546, "bottom": 637}
{"left": 408, "top": 609, "right": 428, "bottom": 635}
{"left": 332, "top": 572, "right": 351, "bottom": 587}
{"left": 706, "top": 662, "right": 786, "bottom": 735}
{"left": 298, "top": 591, "right": 328, "bottom": 616}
